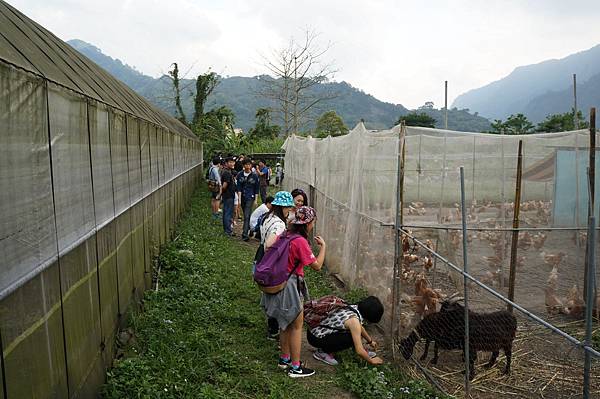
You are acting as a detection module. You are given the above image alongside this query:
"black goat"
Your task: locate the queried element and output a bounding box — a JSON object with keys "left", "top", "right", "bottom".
{"left": 399, "top": 302, "right": 517, "bottom": 380}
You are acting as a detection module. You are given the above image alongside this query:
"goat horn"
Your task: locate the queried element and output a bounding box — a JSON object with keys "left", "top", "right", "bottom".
{"left": 445, "top": 292, "right": 460, "bottom": 300}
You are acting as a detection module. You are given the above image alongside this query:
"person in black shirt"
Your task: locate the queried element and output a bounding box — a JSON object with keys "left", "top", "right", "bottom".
{"left": 236, "top": 158, "right": 260, "bottom": 241}
{"left": 220, "top": 157, "right": 237, "bottom": 236}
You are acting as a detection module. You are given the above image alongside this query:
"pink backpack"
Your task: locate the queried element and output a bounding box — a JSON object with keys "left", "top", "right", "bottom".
{"left": 253, "top": 232, "right": 303, "bottom": 294}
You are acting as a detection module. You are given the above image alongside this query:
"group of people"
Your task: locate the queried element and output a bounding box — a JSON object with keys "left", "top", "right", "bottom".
{"left": 207, "top": 155, "right": 385, "bottom": 379}
{"left": 207, "top": 154, "right": 284, "bottom": 241}
{"left": 258, "top": 193, "right": 385, "bottom": 378}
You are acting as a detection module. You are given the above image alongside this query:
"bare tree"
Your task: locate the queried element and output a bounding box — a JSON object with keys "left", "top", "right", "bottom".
{"left": 259, "top": 30, "right": 337, "bottom": 135}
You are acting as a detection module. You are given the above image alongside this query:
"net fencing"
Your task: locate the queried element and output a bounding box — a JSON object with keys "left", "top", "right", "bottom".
{"left": 284, "top": 123, "right": 600, "bottom": 398}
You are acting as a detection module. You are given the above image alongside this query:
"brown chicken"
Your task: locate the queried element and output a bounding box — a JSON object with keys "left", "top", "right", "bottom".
{"left": 565, "top": 284, "right": 584, "bottom": 317}
{"left": 413, "top": 277, "right": 442, "bottom": 316}
{"left": 532, "top": 232, "right": 547, "bottom": 249}
{"left": 517, "top": 231, "right": 532, "bottom": 250}
{"left": 545, "top": 265, "right": 563, "bottom": 315}
{"left": 422, "top": 256, "right": 434, "bottom": 271}
{"left": 541, "top": 252, "right": 565, "bottom": 267}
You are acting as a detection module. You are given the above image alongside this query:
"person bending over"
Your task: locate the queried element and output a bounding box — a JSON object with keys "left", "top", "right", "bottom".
{"left": 308, "top": 296, "right": 384, "bottom": 366}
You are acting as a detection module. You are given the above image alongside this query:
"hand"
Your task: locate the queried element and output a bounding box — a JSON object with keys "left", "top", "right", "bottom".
{"left": 368, "top": 340, "right": 379, "bottom": 350}
{"left": 314, "top": 236, "right": 326, "bottom": 248}
{"left": 369, "top": 356, "right": 384, "bottom": 365}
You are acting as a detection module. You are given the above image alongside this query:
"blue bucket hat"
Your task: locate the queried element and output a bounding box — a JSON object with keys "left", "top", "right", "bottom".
{"left": 271, "top": 191, "right": 294, "bottom": 207}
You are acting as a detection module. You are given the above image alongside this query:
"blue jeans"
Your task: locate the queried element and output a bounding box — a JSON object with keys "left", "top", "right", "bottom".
{"left": 222, "top": 197, "right": 234, "bottom": 235}
{"left": 241, "top": 197, "right": 254, "bottom": 239}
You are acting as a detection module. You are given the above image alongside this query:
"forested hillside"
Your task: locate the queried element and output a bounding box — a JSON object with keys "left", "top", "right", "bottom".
{"left": 68, "top": 39, "right": 491, "bottom": 132}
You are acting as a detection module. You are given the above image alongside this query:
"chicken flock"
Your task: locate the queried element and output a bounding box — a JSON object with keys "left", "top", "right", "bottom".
{"left": 399, "top": 200, "right": 598, "bottom": 324}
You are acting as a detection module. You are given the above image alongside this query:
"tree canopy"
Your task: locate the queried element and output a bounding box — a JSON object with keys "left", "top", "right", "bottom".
{"left": 315, "top": 110, "right": 348, "bottom": 138}
{"left": 536, "top": 109, "right": 589, "bottom": 132}
{"left": 490, "top": 113, "right": 534, "bottom": 134}
{"left": 396, "top": 112, "right": 436, "bottom": 128}
{"left": 248, "top": 108, "right": 280, "bottom": 140}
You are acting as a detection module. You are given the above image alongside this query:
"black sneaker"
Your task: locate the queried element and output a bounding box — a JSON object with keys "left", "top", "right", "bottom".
{"left": 278, "top": 358, "right": 291, "bottom": 369}
{"left": 267, "top": 331, "right": 280, "bottom": 341}
{"left": 288, "top": 364, "right": 315, "bottom": 378}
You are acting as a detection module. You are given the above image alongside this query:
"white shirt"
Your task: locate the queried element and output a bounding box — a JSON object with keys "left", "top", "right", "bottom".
{"left": 250, "top": 204, "right": 270, "bottom": 230}
{"left": 260, "top": 214, "right": 286, "bottom": 247}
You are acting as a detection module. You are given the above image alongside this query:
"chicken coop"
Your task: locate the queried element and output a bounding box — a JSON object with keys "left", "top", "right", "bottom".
{"left": 283, "top": 123, "right": 600, "bottom": 398}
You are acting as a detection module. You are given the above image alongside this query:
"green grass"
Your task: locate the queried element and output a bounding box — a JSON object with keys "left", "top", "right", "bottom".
{"left": 101, "top": 188, "right": 449, "bottom": 399}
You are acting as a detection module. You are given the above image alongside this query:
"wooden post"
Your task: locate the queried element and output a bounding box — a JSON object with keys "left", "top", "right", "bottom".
{"left": 507, "top": 140, "right": 523, "bottom": 313}
{"left": 391, "top": 121, "right": 406, "bottom": 360}
{"left": 584, "top": 108, "right": 596, "bottom": 301}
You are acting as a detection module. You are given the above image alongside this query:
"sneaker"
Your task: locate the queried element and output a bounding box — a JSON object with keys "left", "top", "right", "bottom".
{"left": 267, "top": 331, "right": 280, "bottom": 341}
{"left": 278, "top": 357, "right": 291, "bottom": 369}
{"left": 288, "top": 363, "right": 315, "bottom": 378}
{"left": 313, "top": 350, "right": 338, "bottom": 366}
{"left": 242, "top": 237, "right": 249, "bottom": 242}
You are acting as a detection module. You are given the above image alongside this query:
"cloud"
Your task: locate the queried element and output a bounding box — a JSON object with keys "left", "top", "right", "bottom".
{"left": 7, "top": 0, "right": 600, "bottom": 109}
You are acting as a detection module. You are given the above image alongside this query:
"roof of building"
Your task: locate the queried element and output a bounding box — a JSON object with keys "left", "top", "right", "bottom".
{"left": 0, "top": 0, "right": 197, "bottom": 140}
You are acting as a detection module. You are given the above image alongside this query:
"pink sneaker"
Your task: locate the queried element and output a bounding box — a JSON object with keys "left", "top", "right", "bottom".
{"left": 313, "top": 349, "right": 338, "bottom": 366}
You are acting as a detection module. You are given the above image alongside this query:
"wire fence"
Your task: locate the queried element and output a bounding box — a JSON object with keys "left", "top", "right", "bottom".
{"left": 284, "top": 121, "right": 600, "bottom": 398}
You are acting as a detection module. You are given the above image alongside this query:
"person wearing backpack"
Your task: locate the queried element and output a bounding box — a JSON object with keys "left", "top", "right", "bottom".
{"left": 257, "top": 191, "right": 295, "bottom": 339}
{"left": 260, "top": 206, "right": 326, "bottom": 378}
{"left": 207, "top": 157, "right": 222, "bottom": 220}
{"left": 305, "top": 295, "right": 384, "bottom": 366}
{"left": 249, "top": 195, "right": 274, "bottom": 239}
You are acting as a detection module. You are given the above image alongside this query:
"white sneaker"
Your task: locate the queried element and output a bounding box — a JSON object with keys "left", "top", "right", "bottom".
{"left": 313, "top": 349, "right": 339, "bottom": 366}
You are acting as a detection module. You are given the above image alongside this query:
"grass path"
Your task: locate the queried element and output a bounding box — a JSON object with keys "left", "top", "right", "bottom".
{"left": 102, "top": 188, "right": 448, "bottom": 399}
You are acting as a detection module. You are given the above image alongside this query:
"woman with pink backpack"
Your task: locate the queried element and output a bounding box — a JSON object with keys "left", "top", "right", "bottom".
{"left": 260, "top": 206, "right": 326, "bottom": 378}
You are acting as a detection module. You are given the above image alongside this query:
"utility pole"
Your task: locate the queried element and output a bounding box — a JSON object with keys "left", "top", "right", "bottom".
{"left": 574, "top": 74, "right": 579, "bottom": 129}
{"left": 444, "top": 80, "right": 448, "bottom": 130}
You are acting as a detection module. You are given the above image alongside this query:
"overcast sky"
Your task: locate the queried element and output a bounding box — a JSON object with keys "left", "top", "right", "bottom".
{"left": 8, "top": 0, "right": 600, "bottom": 109}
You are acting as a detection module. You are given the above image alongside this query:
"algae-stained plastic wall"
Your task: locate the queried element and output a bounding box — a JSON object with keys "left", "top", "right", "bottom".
{"left": 0, "top": 3, "right": 203, "bottom": 396}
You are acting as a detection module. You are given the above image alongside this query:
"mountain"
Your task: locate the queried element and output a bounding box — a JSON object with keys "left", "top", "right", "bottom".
{"left": 68, "top": 39, "right": 490, "bottom": 132}
{"left": 522, "top": 71, "right": 600, "bottom": 122}
{"left": 452, "top": 44, "right": 600, "bottom": 122}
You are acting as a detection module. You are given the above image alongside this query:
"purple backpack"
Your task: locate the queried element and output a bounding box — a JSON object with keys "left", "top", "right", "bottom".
{"left": 253, "top": 232, "right": 303, "bottom": 294}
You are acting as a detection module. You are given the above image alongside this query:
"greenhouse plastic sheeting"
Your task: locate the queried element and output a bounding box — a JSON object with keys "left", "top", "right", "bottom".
{"left": 110, "top": 110, "right": 130, "bottom": 215}
{"left": 140, "top": 121, "right": 152, "bottom": 198}
{"left": 0, "top": 63, "right": 56, "bottom": 298}
{"left": 48, "top": 84, "right": 95, "bottom": 255}
{"left": 127, "top": 115, "right": 142, "bottom": 205}
{"left": 89, "top": 101, "right": 115, "bottom": 228}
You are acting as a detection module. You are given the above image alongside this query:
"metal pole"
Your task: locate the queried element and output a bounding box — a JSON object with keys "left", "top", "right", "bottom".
{"left": 444, "top": 81, "right": 448, "bottom": 130}
{"left": 574, "top": 74, "right": 579, "bottom": 130}
{"left": 459, "top": 167, "right": 470, "bottom": 396}
{"left": 508, "top": 140, "right": 524, "bottom": 312}
{"left": 590, "top": 108, "right": 596, "bottom": 212}
{"left": 583, "top": 215, "right": 595, "bottom": 399}
{"left": 391, "top": 121, "right": 406, "bottom": 359}
{"left": 585, "top": 108, "right": 596, "bottom": 301}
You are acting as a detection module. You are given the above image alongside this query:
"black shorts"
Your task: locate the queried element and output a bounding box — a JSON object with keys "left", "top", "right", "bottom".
{"left": 211, "top": 191, "right": 220, "bottom": 199}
